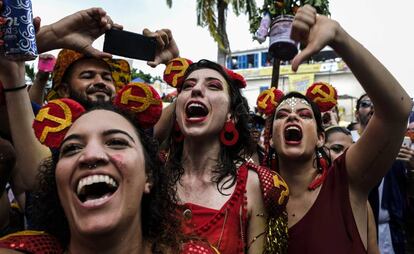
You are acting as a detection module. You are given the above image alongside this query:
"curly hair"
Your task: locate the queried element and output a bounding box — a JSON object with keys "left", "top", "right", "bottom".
{"left": 166, "top": 59, "right": 255, "bottom": 193}
{"left": 29, "top": 104, "right": 181, "bottom": 253}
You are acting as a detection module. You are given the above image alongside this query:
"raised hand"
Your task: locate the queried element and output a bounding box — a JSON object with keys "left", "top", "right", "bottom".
{"left": 290, "top": 5, "right": 341, "bottom": 72}
{"left": 38, "top": 8, "right": 122, "bottom": 58}
{"left": 142, "top": 28, "right": 179, "bottom": 67}
{"left": 397, "top": 146, "right": 414, "bottom": 170}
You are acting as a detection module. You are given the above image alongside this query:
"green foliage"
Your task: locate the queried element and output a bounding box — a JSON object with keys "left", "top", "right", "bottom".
{"left": 250, "top": 0, "right": 330, "bottom": 39}
{"left": 25, "top": 63, "right": 35, "bottom": 82}
{"left": 167, "top": 0, "right": 257, "bottom": 53}
{"left": 131, "top": 68, "right": 161, "bottom": 84}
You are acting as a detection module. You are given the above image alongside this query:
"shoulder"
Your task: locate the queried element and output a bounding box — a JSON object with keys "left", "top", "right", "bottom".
{"left": 244, "top": 162, "right": 289, "bottom": 217}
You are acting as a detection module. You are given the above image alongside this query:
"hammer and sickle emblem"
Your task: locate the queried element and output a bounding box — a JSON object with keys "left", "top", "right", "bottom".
{"left": 120, "top": 83, "right": 160, "bottom": 113}
{"left": 273, "top": 174, "right": 289, "bottom": 205}
{"left": 310, "top": 84, "right": 336, "bottom": 104}
{"left": 258, "top": 87, "right": 277, "bottom": 110}
{"left": 35, "top": 100, "right": 72, "bottom": 143}
{"left": 164, "top": 58, "right": 190, "bottom": 87}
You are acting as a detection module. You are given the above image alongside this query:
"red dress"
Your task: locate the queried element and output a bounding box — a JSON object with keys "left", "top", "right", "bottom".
{"left": 288, "top": 153, "right": 367, "bottom": 254}
{"left": 179, "top": 162, "right": 289, "bottom": 254}
{"left": 0, "top": 230, "right": 218, "bottom": 254}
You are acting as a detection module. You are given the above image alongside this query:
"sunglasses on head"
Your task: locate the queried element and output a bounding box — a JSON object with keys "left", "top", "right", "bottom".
{"left": 359, "top": 100, "right": 373, "bottom": 108}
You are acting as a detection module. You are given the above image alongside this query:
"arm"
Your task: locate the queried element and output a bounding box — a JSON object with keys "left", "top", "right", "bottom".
{"left": 246, "top": 171, "right": 266, "bottom": 254}
{"left": 36, "top": 8, "right": 122, "bottom": 58}
{"left": 28, "top": 71, "right": 49, "bottom": 105}
{"left": 291, "top": 6, "right": 412, "bottom": 196}
{"left": 0, "top": 60, "right": 51, "bottom": 191}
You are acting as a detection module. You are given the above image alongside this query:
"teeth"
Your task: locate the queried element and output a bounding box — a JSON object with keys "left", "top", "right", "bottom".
{"left": 188, "top": 102, "right": 205, "bottom": 109}
{"left": 286, "top": 126, "right": 300, "bottom": 131}
{"left": 77, "top": 174, "right": 118, "bottom": 195}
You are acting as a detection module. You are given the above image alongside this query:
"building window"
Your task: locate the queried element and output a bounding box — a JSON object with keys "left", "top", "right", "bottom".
{"left": 261, "top": 52, "right": 272, "bottom": 67}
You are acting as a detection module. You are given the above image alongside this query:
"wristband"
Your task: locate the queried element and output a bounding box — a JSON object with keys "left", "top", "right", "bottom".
{"left": 3, "top": 84, "right": 27, "bottom": 93}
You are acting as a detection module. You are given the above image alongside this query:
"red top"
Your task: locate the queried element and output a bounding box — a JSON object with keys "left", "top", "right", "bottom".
{"left": 179, "top": 164, "right": 249, "bottom": 254}
{"left": 288, "top": 152, "right": 367, "bottom": 254}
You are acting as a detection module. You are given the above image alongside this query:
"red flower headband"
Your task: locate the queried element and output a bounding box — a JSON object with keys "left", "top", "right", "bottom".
{"left": 33, "top": 82, "right": 163, "bottom": 149}
{"left": 163, "top": 57, "right": 247, "bottom": 90}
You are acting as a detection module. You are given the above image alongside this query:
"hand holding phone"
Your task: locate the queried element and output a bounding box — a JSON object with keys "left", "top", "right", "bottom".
{"left": 103, "top": 29, "right": 156, "bottom": 61}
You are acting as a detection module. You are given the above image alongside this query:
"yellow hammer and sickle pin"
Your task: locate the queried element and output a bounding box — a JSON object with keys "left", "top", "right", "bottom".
{"left": 273, "top": 174, "right": 289, "bottom": 205}
{"left": 164, "top": 58, "right": 190, "bottom": 87}
{"left": 258, "top": 87, "right": 277, "bottom": 110}
{"left": 311, "top": 84, "right": 336, "bottom": 104}
{"left": 120, "top": 83, "right": 160, "bottom": 113}
{"left": 35, "top": 100, "right": 72, "bottom": 143}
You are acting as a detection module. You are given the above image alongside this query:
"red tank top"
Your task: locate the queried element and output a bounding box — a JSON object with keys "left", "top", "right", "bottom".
{"left": 179, "top": 164, "right": 249, "bottom": 254}
{"left": 288, "top": 152, "right": 367, "bottom": 254}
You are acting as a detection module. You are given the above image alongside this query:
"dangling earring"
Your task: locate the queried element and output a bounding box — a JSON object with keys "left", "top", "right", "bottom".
{"left": 173, "top": 121, "right": 184, "bottom": 142}
{"left": 220, "top": 120, "right": 239, "bottom": 146}
{"left": 308, "top": 149, "right": 329, "bottom": 190}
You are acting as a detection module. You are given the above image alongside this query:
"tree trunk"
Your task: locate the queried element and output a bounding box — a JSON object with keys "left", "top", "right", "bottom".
{"left": 216, "top": 0, "right": 229, "bottom": 65}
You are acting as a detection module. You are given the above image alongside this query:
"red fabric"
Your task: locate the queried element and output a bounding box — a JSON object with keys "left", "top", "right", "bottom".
{"left": 113, "top": 82, "right": 162, "bottom": 129}
{"left": 288, "top": 151, "right": 367, "bottom": 254}
{"left": 179, "top": 164, "right": 249, "bottom": 254}
{"left": 32, "top": 98, "right": 85, "bottom": 149}
{"left": 0, "top": 231, "right": 63, "bottom": 254}
{"left": 306, "top": 82, "right": 338, "bottom": 112}
{"left": 256, "top": 87, "right": 284, "bottom": 116}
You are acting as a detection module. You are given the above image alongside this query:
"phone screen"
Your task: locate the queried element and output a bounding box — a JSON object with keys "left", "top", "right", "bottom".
{"left": 103, "top": 29, "right": 156, "bottom": 61}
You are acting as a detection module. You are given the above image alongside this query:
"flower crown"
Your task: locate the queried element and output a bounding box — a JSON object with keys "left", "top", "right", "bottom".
{"left": 163, "top": 57, "right": 246, "bottom": 90}
{"left": 33, "top": 82, "right": 162, "bottom": 149}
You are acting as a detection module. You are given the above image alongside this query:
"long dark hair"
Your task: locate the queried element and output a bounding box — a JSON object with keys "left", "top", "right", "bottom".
{"left": 29, "top": 105, "right": 181, "bottom": 253}
{"left": 263, "top": 92, "right": 331, "bottom": 170}
{"left": 167, "top": 59, "right": 255, "bottom": 192}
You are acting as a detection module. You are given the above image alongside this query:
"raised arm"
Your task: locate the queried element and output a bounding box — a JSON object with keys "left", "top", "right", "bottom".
{"left": 291, "top": 5, "right": 412, "bottom": 196}
{"left": 36, "top": 7, "right": 122, "bottom": 58}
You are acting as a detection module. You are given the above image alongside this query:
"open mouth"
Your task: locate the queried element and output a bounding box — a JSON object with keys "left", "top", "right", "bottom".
{"left": 76, "top": 174, "right": 118, "bottom": 204}
{"left": 284, "top": 125, "right": 303, "bottom": 143}
{"left": 186, "top": 102, "right": 208, "bottom": 119}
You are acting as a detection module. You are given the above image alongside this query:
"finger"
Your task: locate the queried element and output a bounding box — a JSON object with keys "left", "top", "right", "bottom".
{"left": 33, "top": 16, "right": 41, "bottom": 34}
{"left": 147, "top": 60, "right": 159, "bottom": 68}
{"left": 396, "top": 157, "right": 409, "bottom": 162}
{"left": 157, "top": 30, "right": 170, "bottom": 47}
{"left": 142, "top": 28, "right": 154, "bottom": 37}
{"left": 83, "top": 45, "right": 112, "bottom": 59}
{"left": 291, "top": 43, "right": 318, "bottom": 72}
{"left": 112, "top": 23, "right": 123, "bottom": 30}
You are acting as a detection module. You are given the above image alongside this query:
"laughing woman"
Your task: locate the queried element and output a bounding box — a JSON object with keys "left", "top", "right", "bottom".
{"left": 266, "top": 5, "right": 412, "bottom": 254}
{"left": 0, "top": 104, "right": 217, "bottom": 254}
{"left": 165, "top": 58, "right": 289, "bottom": 254}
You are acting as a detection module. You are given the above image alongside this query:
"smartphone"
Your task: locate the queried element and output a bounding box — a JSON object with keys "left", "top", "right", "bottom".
{"left": 103, "top": 29, "right": 156, "bottom": 61}
{"left": 402, "top": 136, "right": 412, "bottom": 148}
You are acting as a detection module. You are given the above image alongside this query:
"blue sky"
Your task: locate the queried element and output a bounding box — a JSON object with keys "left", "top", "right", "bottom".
{"left": 32, "top": 0, "right": 414, "bottom": 96}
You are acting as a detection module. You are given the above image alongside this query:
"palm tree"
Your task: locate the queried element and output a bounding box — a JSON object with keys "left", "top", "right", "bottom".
{"left": 166, "top": 0, "right": 258, "bottom": 65}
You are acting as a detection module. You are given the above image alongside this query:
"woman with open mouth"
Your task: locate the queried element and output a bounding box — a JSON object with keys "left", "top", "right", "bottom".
{"left": 264, "top": 5, "right": 412, "bottom": 254}
{"left": 165, "top": 56, "right": 289, "bottom": 253}
{"left": 0, "top": 103, "right": 218, "bottom": 254}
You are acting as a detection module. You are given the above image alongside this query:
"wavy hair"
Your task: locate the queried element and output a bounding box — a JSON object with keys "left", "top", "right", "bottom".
{"left": 167, "top": 59, "right": 255, "bottom": 193}
{"left": 29, "top": 104, "right": 181, "bottom": 253}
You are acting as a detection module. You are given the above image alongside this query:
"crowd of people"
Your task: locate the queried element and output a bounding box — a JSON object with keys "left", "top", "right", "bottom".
{"left": 0, "top": 1, "right": 413, "bottom": 254}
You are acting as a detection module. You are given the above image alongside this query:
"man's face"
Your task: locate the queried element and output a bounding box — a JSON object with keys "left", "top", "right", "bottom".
{"left": 63, "top": 58, "right": 115, "bottom": 104}
{"left": 356, "top": 95, "right": 374, "bottom": 128}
